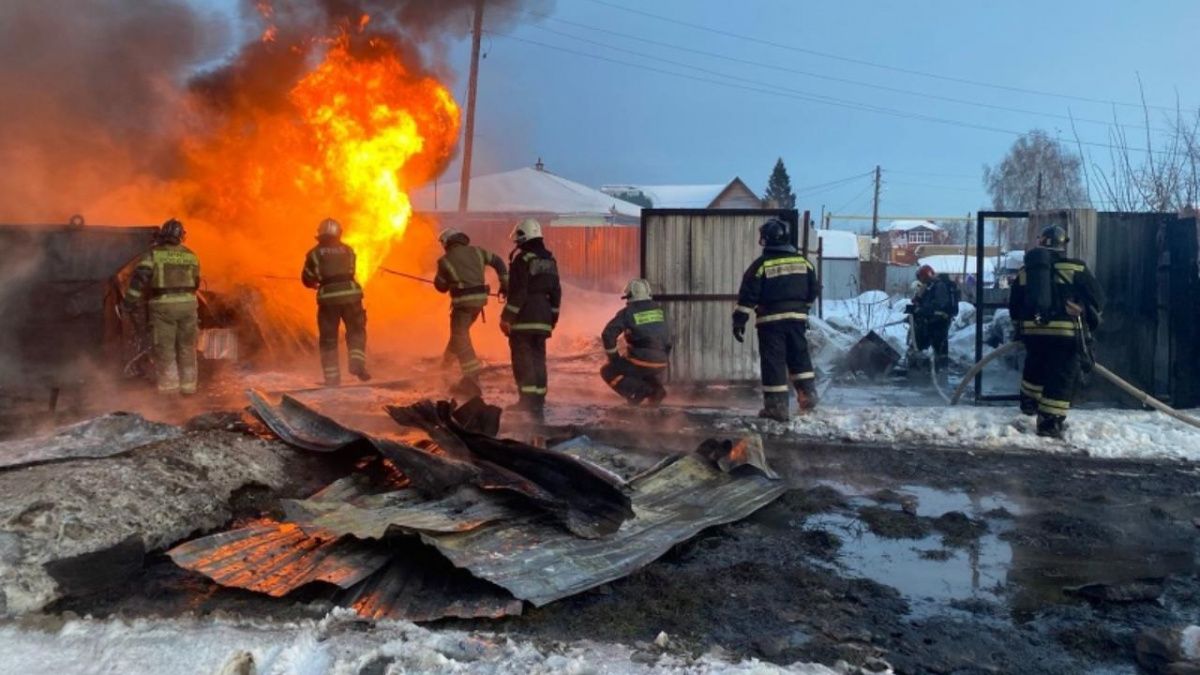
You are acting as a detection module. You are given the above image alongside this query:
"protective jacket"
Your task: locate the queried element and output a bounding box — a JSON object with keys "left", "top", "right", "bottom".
{"left": 302, "top": 240, "right": 363, "bottom": 306}
{"left": 1009, "top": 250, "right": 1104, "bottom": 338}
{"left": 733, "top": 245, "right": 819, "bottom": 328}
{"left": 434, "top": 240, "right": 508, "bottom": 309}
{"left": 124, "top": 243, "right": 201, "bottom": 308}
{"left": 602, "top": 300, "right": 671, "bottom": 366}
{"left": 502, "top": 239, "right": 561, "bottom": 334}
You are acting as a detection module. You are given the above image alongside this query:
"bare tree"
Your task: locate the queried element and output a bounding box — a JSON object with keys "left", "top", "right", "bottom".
{"left": 983, "top": 130, "right": 1090, "bottom": 211}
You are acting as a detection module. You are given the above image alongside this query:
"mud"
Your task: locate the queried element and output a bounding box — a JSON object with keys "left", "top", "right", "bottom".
{"left": 16, "top": 421, "right": 1200, "bottom": 674}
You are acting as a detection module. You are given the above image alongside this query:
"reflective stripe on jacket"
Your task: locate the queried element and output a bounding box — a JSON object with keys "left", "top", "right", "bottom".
{"left": 601, "top": 299, "right": 671, "bottom": 365}
{"left": 303, "top": 242, "right": 363, "bottom": 306}
{"left": 126, "top": 244, "right": 200, "bottom": 306}
{"left": 502, "top": 239, "right": 561, "bottom": 334}
{"left": 732, "top": 247, "right": 819, "bottom": 326}
{"left": 1008, "top": 253, "right": 1104, "bottom": 338}
{"left": 434, "top": 242, "right": 509, "bottom": 308}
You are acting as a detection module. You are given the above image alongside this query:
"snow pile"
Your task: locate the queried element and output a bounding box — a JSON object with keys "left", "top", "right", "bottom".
{"left": 720, "top": 406, "right": 1200, "bottom": 462}
{"left": 0, "top": 610, "right": 839, "bottom": 674}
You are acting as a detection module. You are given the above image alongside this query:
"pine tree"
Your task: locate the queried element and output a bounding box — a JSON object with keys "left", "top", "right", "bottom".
{"left": 764, "top": 157, "right": 796, "bottom": 209}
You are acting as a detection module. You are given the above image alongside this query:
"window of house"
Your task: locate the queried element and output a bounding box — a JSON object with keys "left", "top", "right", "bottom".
{"left": 909, "top": 229, "right": 933, "bottom": 244}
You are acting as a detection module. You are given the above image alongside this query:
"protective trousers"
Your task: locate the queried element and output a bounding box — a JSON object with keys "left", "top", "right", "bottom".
{"left": 757, "top": 320, "right": 815, "bottom": 399}
{"left": 914, "top": 315, "right": 951, "bottom": 365}
{"left": 317, "top": 301, "right": 367, "bottom": 385}
{"left": 1019, "top": 335, "right": 1080, "bottom": 421}
{"left": 444, "top": 307, "right": 484, "bottom": 379}
{"left": 601, "top": 357, "right": 666, "bottom": 404}
{"left": 150, "top": 300, "right": 198, "bottom": 394}
{"left": 509, "top": 332, "right": 548, "bottom": 407}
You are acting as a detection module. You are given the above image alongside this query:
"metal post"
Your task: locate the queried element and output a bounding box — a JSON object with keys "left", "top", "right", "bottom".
{"left": 974, "top": 212, "right": 986, "bottom": 403}
{"left": 870, "top": 165, "right": 881, "bottom": 260}
{"left": 457, "top": 0, "right": 484, "bottom": 213}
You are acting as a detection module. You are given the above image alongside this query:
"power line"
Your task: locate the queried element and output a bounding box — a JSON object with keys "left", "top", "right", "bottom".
{"left": 488, "top": 31, "right": 1168, "bottom": 156}
{"left": 833, "top": 180, "right": 875, "bottom": 213}
{"left": 579, "top": 0, "right": 1184, "bottom": 113}
{"left": 529, "top": 19, "right": 1167, "bottom": 134}
{"left": 886, "top": 179, "right": 982, "bottom": 193}
{"left": 887, "top": 169, "right": 980, "bottom": 180}
{"left": 792, "top": 170, "right": 876, "bottom": 194}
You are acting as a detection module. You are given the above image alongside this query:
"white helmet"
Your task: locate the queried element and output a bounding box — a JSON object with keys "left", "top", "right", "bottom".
{"left": 511, "top": 218, "right": 542, "bottom": 244}
{"left": 317, "top": 217, "right": 342, "bottom": 239}
{"left": 622, "top": 278, "right": 653, "bottom": 303}
{"left": 438, "top": 227, "right": 468, "bottom": 247}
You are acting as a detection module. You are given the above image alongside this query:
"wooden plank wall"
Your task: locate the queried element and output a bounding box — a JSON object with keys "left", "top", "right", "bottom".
{"left": 644, "top": 211, "right": 790, "bottom": 383}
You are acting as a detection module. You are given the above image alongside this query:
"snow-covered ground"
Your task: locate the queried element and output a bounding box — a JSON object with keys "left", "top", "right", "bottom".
{"left": 716, "top": 403, "right": 1200, "bottom": 462}
{"left": 0, "top": 609, "right": 839, "bottom": 675}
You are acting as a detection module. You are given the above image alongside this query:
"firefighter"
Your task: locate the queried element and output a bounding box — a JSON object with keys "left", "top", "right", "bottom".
{"left": 601, "top": 278, "right": 670, "bottom": 406}
{"left": 1009, "top": 225, "right": 1104, "bottom": 439}
{"left": 301, "top": 218, "right": 370, "bottom": 386}
{"left": 732, "top": 217, "right": 820, "bottom": 422}
{"left": 908, "top": 264, "right": 960, "bottom": 373}
{"left": 122, "top": 218, "right": 201, "bottom": 395}
{"left": 500, "top": 218, "right": 561, "bottom": 421}
{"left": 433, "top": 228, "right": 508, "bottom": 393}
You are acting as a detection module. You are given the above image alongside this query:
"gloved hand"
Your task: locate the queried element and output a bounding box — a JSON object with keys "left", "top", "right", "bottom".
{"left": 497, "top": 287, "right": 508, "bottom": 303}
{"left": 732, "top": 324, "right": 745, "bottom": 343}
{"left": 500, "top": 321, "right": 511, "bottom": 337}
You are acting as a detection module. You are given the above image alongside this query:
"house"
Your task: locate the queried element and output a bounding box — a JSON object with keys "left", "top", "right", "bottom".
{"left": 409, "top": 163, "right": 645, "bottom": 290}
{"left": 881, "top": 219, "right": 950, "bottom": 264}
{"left": 600, "top": 177, "right": 762, "bottom": 209}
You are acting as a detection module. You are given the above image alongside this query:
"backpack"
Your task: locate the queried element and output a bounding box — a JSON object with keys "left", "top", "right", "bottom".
{"left": 928, "top": 276, "right": 958, "bottom": 316}
{"left": 1022, "top": 247, "right": 1059, "bottom": 323}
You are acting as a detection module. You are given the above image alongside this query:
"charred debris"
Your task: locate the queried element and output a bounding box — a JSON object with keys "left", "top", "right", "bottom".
{"left": 162, "top": 391, "right": 785, "bottom": 622}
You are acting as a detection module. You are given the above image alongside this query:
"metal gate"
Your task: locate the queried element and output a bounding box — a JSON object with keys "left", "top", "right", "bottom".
{"left": 641, "top": 209, "right": 802, "bottom": 383}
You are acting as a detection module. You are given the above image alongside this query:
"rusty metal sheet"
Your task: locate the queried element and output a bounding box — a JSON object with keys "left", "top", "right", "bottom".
{"left": 343, "top": 550, "right": 523, "bottom": 622}
{"left": 387, "top": 401, "right": 634, "bottom": 539}
{"left": 283, "top": 485, "right": 523, "bottom": 539}
{"left": 419, "top": 453, "right": 786, "bottom": 606}
{"left": 246, "top": 389, "right": 480, "bottom": 496}
{"left": 166, "top": 521, "right": 391, "bottom": 597}
{"left": 0, "top": 412, "right": 181, "bottom": 470}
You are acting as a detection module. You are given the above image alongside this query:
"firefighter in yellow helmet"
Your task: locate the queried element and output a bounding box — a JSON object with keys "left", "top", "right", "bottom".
{"left": 122, "top": 218, "right": 201, "bottom": 395}
{"left": 302, "top": 218, "right": 370, "bottom": 386}
{"left": 434, "top": 227, "right": 508, "bottom": 395}
{"left": 600, "top": 278, "right": 670, "bottom": 406}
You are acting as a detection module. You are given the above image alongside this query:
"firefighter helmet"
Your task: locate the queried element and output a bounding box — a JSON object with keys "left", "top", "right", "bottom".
{"left": 438, "top": 227, "right": 469, "bottom": 247}
{"left": 622, "top": 278, "right": 653, "bottom": 302}
{"left": 317, "top": 218, "right": 342, "bottom": 239}
{"left": 511, "top": 218, "right": 542, "bottom": 244}
{"left": 917, "top": 264, "right": 936, "bottom": 282}
{"left": 758, "top": 217, "right": 790, "bottom": 247}
{"left": 1038, "top": 225, "right": 1068, "bottom": 250}
{"left": 159, "top": 218, "right": 185, "bottom": 244}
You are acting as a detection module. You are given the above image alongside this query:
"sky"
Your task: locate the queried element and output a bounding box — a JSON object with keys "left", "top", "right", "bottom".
{"left": 195, "top": 0, "right": 1200, "bottom": 227}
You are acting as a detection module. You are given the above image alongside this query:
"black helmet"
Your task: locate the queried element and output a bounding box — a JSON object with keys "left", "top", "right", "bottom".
{"left": 1038, "top": 225, "right": 1068, "bottom": 250}
{"left": 759, "top": 217, "right": 789, "bottom": 247}
{"left": 159, "top": 218, "right": 185, "bottom": 244}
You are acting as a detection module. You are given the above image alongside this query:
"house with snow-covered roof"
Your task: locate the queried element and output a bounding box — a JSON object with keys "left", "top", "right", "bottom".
{"left": 600, "top": 177, "right": 762, "bottom": 209}
{"left": 880, "top": 219, "right": 951, "bottom": 264}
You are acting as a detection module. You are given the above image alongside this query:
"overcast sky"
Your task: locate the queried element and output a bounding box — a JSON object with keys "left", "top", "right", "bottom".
{"left": 194, "top": 0, "right": 1200, "bottom": 224}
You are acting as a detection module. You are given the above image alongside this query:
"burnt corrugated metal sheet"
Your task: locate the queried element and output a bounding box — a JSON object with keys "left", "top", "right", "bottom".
{"left": 167, "top": 521, "right": 392, "bottom": 597}
{"left": 342, "top": 553, "right": 523, "bottom": 622}
{"left": 283, "top": 485, "right": 522, "bottom": 539}
{"left": 418, "top": 453, "right": 786, "bottom": 606}
{"left": 0, "top": 412, "right": 181, "bottom": 470}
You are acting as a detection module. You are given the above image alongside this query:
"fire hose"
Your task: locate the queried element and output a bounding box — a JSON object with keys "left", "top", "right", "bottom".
{"left": 948, "top": 341, "right": 1200, "bottom": 430}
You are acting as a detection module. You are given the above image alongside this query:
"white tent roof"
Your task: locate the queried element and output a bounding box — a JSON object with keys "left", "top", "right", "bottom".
{"left": 816, "top": 229, "right": 860, "bottom": 259}
{"left": 919, "top": 254, "right": 1001, "bottom": 281}
{"left": 412, "top": 167, "right": 642, "bottom": 218}
{"left": 884, "top": 219, "right": 941, "bottom": 232}
{"left": 602, "top": 183, "right": 732, "bottom": 208}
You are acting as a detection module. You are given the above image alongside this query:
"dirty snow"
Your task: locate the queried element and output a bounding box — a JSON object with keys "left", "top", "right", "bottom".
{"left": 717, "top": 404, "right": 1200, "bottom": 462}
{"left": 0, "top": 609, "right": 839, "bottom": 675}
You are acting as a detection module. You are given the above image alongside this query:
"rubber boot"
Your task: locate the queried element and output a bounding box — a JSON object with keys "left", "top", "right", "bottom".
{"left": 1019, "top": 393, "right": 1039, "bottom": 416}
{"left": 506, "top": 395, "right": 545, "bottom": 424}
{"left": 1036, "top": 413, "right": 1067, "bottom": 439}
{"left": 349, "top": 362, "right": 371, "bottom": 382}
{"left": 795, "top": 381, "right": 819, "bottom": 412}
{"left": 451, "top": 375, "right": 482, "bottom": 400}
{"left": 757, "top": 392, "right": 790, "bottom": 422}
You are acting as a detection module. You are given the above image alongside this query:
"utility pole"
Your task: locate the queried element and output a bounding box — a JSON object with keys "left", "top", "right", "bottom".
{"left": 1035, "top": 172, "right": 1043, "bottom": 210}
{"left": 457, "top": 0, "right": 484, "bottom": 213}
{"left": 870, "top": 165, "right": 881, "bottom": 260}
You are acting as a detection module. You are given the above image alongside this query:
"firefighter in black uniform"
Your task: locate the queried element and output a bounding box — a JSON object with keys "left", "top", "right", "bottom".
{"left": 908, "top": 264, "right": 960, "bottom": 373}
{"left": 500, "top": 219, "right": 561, "bottom": 421}
{"left": 434, "top": 227, "right": 508, "bottom": 394}
{"left": 601, "top": 278, "right": 671, "bottom": 406}
{"left": 302, "top": 218, "right": 370, "bottom": 386}
{"left": 732, "top": 217, "right": 821, "bottom": 422}
{"left": 1009, "top": 225, "right": 1104, "bottom": 439}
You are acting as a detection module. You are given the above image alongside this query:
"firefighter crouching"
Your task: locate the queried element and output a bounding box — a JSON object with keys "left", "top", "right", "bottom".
{"left": 302, "top": 218, "right": 370, "bottom": 386}
{"left": 907, "top": 264, "right": 960, "bottom": 373}
{"left": 732, "top": 217, "right": 821, "bottom": 422}
{"left": 1009, "top": 225, "right": 1104, "bottom": 439}
{"left": 434, "top": 228, "right": 509, "bottom": 393}
{"left": 123, "top": 218, "right": 201, "bottom": 395}
{"left": 601, "top": 279, "right": 670, "bottom": 406}
{"left": 500, "top": 218, "right": 561, "bottom": 421}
